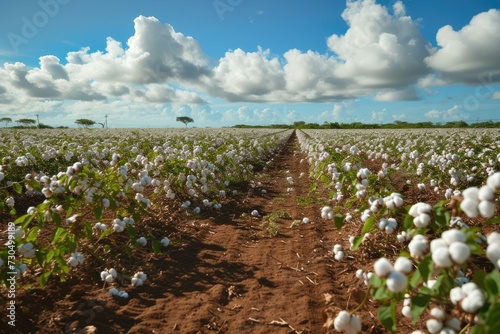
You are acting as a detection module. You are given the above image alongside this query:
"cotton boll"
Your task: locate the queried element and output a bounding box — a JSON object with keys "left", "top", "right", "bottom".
{"left": 109, "top": 288, "right": 119, "bottom": 296}
{"left": 426, "top": 319, "right": 443, "bottom": 334}
{"left": 394, "top": 257, "right": 413, "bottom": 275}
{"left": 448, "top": 242, "right": 470, "bottom": 265}
{"left": 402, "top": 305, "right": 412, "bottom": 318}
{"left": 430, "top": 238, "right": 448, "bottom": 253}
{"left": 334, "top": 311, "right": 351, "bottom": 331}
{"left": 432, "top": 246, "right": 452, "bottom": 268}
{"left": 105, "top": 274, "right": 115, "bottom": 283}
{"left": 478, "top": 200, "right": 495, "bottom": 218}
{"left": 461, "top": 289, "right": 485, "bottom": 313}
{"left": 349, "top": 315, "right": 362, "bottom": 333}
{"left": 460, "top": 198, "right": 479, "bottom": 218}
{"left": 450, "top": 287, "right": 465, "bottom": 305}
{"left": 430, "top": 307, "right": 446, "bottom": 321}
{"left": 374, "top": 257, "right": 393, "bottom": 277}
{"left": 442, "top": 229, "right": 466, "bottom": 245}
{"left": 386, "top": 270, "right": 407, "bottom": 293}
{"left": 486, "top": 243, "right": 500, "bottom": 269}
{"left": 160, "top": 237, "right": 170, "bottom": 247}
{"left": 334, "top": 251, "right": 345, "bottom": 261}
{"left": 478, "top": 185, "right": 495, "bottom": 201}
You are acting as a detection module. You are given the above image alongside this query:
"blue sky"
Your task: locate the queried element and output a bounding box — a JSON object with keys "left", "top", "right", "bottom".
{"left": 0, "top": 0, "right": 499, "bottom": 128}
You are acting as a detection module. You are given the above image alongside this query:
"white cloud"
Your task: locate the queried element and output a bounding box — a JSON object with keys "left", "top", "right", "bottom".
{"left": 328, "top": 0, "right": 431, "bottom": 89}
{"left": 424, "top": 105, "right": 468, "bottom": 120}
{"left": 425, "top": 9, "right": 500, "bottom": 84}
{"left": 491, "top": 91, "right": 500, "bottom": 100}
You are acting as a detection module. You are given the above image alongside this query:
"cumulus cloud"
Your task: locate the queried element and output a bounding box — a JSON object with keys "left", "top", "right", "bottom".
{"left": 424, "top": 105, "right": 468, "bottom": 120}
{"left": 208, "top": 0, "right": 430, "bottom": 102}
{"left": 425, "top": 9, "right": 500, "bottom": 85}
{"left": 328, "top": 0, "right": 431, "bottom": 89}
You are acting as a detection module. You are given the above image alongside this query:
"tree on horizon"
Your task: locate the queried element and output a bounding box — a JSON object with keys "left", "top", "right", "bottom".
{"left": 176, "top": 116, "right": 194, "bottom": 128}
{"left": 0, "top": 117, "right": 12, "bottom": 127}
{"left": 75, "top": 119, "right": 96, "bottom": 129}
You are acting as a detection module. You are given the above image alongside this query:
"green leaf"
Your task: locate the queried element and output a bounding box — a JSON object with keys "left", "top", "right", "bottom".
{"left": 152, "top": 239, "right": 161, "bottom": 255}
{"left": 52, "top": 212, "right": 61, "bottom": 226}
{"left": 372, "top": 286, "right": 391, "bottom": 301}
{"left": 411, "top": 293, "right": 431, "bottom": 322}
{"left": 416, "top": 254, "right": 433, "bottom": 281}
{"left": 485, "top": 217, "right": 500, "bottom": 225}
{"left": 433, "top": 201, "right": 450, "bottom": 227}
{"left": 35, "top": 249, "right": 44, "bottom": 267}
{"left": 26, "top": 226, "right": 40, "bottom": 242}
{"left": 15, "top": 213, "right": 34, "bottom": 229}
{"left": 484, "top": 301, "right": 500, "bottom": 333}
{"left": 473, "top": 269, "right": 487, "bottom": 291}
{"left": 361, "top": 217, "right": 376, "bottom": 234}
{"left": 13, "top": 182, "right": 22, "bottom": 194}
{"left": 98, "top": 228, "right": 114, "bottom": 241}
{"left": 351, "top": 235, "right": 363, "bottom": 251}
{"left": 333, "top": 214, "right": 344, "bottom": 230}
{"left": 378, "top": 302, "right": 396, "bottom": 333}
{"left": 485, "top": 270, "right": 500, "bottom": 298}
{"left": 51, "top": 227, "right": 67, "bottom": 245}
{"left": 409, "top": 267, "right": 422, "bottom": 288}
{"left": 39, "top": 272, "right": 51, "bottom": 287}
{"left": 93, "top": 206, "right": 103, "bottom": 221}
{"left": 403, "top": 213, "right": 414, "bottom": 230}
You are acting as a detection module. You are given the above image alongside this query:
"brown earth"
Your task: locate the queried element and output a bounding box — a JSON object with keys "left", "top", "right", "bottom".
{"left": 1, "top": 131, "right": 459, "bottom": 334}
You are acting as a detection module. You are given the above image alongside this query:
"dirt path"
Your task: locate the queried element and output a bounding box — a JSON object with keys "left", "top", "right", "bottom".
{"left": 9, "top": 130, "right": 400, "bottom": 333}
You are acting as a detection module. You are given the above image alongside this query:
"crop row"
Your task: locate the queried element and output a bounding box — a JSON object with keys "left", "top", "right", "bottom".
{"left": 0, "top": 128, "right": 292, "bottom": 288}
{"left": 297, "top": 129, "right": 500, "bottom": 334}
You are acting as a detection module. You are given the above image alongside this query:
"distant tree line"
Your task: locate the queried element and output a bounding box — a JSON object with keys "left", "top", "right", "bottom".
{"left": 233, "top": 120, "right": 500, "bottom": 129}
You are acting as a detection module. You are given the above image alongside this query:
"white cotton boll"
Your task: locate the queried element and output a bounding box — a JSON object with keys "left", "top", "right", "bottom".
{"left": 161, "top": 237, "right": 170, "bottom": 247}
{"left": 487, "top": 232, "right": 500, "bottom": 245}
{"left": 378, "top": 218, "right": 388, "bottom": 230}
{"left": 486, "top": 243, "right": 500, "bottom": 269}
{"left": 251, "top": 210, "right": 259, "bottom": 217}
{"left": 302, "top": 217, "right": 310, "bottom": 224}
{"left": 68, "top": 257, "right": 79, "bottom": 267}
{"left": 109, "top": 288, "right": 119, "bottom": 296}
{"left": 450, "top": 287, "right": 465, "bottom": 305}
{"left": 449, "top": 242, "right": 470, "bottom": 265}
{"left": 105, "top": 274, "right": 115, "bottom": 283}
{"left": 394, "top": 257, "right": 413, "bottom": 275}
{"left": 386, "top": 270, "right": 407, "bottom": 293}
{"left": 442, "top": 229, "right": 466, "bottom": 245}
{"left": 478, "top": 200, "right": 495, "bottom": 218}
{"left": 393, "top": 195, "right": 404, "bottom": 208}
{"left": 350, "top": 315, "right": 362, "bottom": 333}
{"left": 432, "top": 246, "right": 452, "bottom": 268}
{"left": 131, "top": 277, "right": 143, "bottom": 286}
{"left": 136, "top": 237, "right": 147, "bottom": 246}
{"left": 355, "top": 269, "right": 364, "bottom": 279}
{"left": 430, "top": 238, "right": 448, "bottom": 252}
{"left": 109, "top": 268, "right": 117, "bottom": 278}
{"left": 461, "top": 289, "right": 485, "bottom": 313}
{"left": 426, "top": 319, "right": 443, "bottom": 334}
{"left": 486, "top": 172, "right": 500, "bottom": 190}
{"left": 374, "top": 257, "right": 393, "bottom": 277}
{"left": 402, "top": 305, "right": 412, "bottom": 318}
{"left": 430, "top": 307, "right": 446, "bottom": 321}
{"left": 333, "top": 244, "right": 343, "bottom": 254}
{"left": 461, "top": 197, "right": 479, "bottom": 218}
{"left": 334, "top": 311, "right": 351, "bottom": 331}
{"left": 446, "top": 317, "right": 461, "bottom": 331}
{"left": 409, "top": 238, "right": 428, "bottom": 258}
{"left": 478, "top": 186, "right": 495, "bottom": 201}
{"left": 415, "top": 213, "right": 431, "bottom": 228}
{"left": 334, "top": 251, "right": 345, "bottom": 261}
